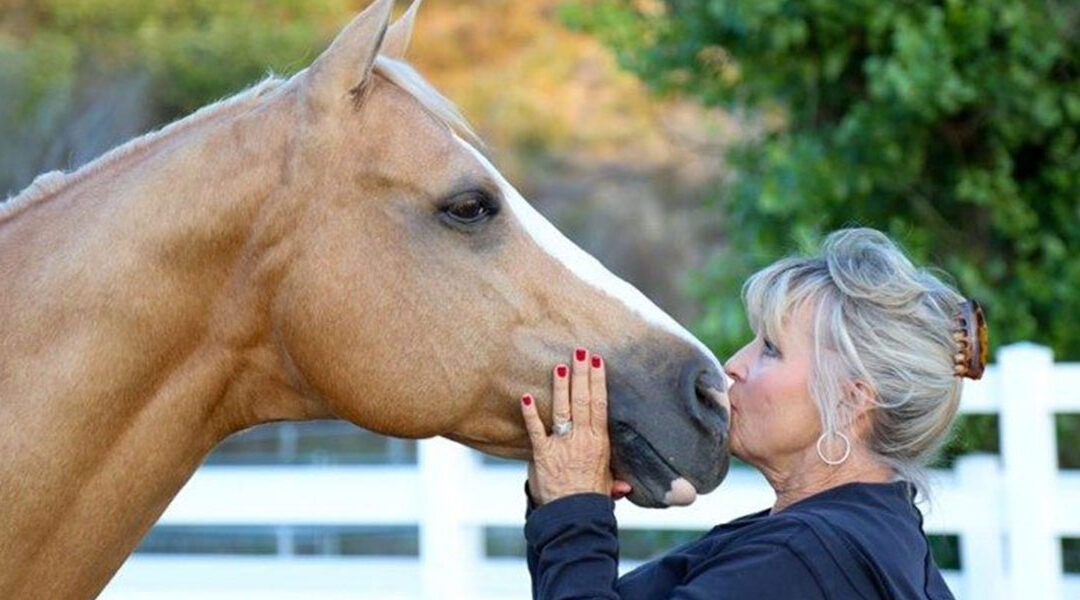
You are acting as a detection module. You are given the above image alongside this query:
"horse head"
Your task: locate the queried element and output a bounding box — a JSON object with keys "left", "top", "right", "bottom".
{"left": 267, "top": 0, "right": 730, "bottom": 507}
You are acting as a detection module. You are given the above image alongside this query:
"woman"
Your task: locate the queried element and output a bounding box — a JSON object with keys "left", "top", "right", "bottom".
{"left": 520, "top": 228, "right": 984, "bottom": 599}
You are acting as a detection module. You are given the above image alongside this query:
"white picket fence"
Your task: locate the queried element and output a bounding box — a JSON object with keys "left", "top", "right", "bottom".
{"left": 101, "top": 342, "right": 1080, "bottom": 599}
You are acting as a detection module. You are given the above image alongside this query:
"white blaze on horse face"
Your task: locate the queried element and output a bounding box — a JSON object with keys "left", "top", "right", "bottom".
{"left": 457, "top": 138, "right": 722, "bottom": 374}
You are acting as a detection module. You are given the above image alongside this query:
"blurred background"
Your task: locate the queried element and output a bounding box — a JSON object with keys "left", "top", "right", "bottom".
{"left": 1, "top": 0, "right": 1078, "bottom": 598}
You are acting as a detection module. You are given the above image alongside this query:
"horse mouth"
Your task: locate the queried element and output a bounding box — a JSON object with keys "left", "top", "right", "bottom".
{"left": 610, "top": 422, "right": 700, "bottom": 508}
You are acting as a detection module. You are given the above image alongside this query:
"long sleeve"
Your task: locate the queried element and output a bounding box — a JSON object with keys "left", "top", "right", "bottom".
{"left": 524, "top": 488, "right": 619, "bottom": 600}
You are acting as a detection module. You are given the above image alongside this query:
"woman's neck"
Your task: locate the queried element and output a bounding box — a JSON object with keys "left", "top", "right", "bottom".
{"left": 764, "top": 449, "right": 894, "bottom": 513}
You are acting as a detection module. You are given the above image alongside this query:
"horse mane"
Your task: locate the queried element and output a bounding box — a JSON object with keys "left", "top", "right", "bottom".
{"left": 0, "top": 54, "right": 476, "bottom": 222}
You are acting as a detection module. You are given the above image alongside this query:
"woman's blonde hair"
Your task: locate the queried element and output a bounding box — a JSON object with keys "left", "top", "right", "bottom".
{"left": 743, "top": 228, "right": 966, "bottom": 492}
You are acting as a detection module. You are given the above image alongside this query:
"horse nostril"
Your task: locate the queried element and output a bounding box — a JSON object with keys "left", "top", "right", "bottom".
{"left": 694, "top": 367, "right": 730, "bottom": 423}
{"left": 696, "top": 366, "right": 727, "bottom": 393}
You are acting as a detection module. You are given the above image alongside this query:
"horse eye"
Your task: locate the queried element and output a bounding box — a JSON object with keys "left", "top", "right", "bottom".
{"left": 440, "top": 191, "right": 499, "bottom": 227}
{"left": 449, "top": 198, "right": 487, "bottom": 222}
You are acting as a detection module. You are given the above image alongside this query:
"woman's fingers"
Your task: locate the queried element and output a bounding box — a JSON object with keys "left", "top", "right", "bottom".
{"left": 570, "top": 347, "right": 591, "bottom": 428}
{"left": 520, "top": 394, "right": 547, "bottom": 448}
{"left": 551, "top": 362, "right": 571, "bottom": 431}
{"left": 588, "top": 354, "right": 608, "bottom": 434}
{"left": 521, "top": 349, "right": 621, "bottom": 504}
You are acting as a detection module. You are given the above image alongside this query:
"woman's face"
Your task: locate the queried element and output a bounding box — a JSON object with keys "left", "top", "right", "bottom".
{"left": 723, "top": 306, "right": 821, "bottom": 473}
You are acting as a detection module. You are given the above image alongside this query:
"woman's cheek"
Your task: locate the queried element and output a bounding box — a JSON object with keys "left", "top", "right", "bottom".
{"left": 729, "top": 412, "right": 749, "bottom": 459}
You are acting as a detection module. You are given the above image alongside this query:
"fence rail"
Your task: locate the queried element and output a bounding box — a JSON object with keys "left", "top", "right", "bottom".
{"left": 102, "top": 343, "right": 1080, "bottom": 599}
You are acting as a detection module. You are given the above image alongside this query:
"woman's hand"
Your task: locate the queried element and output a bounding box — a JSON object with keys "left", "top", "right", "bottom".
{"left": 521, "top": 347, "right": 632, "bottom": 505}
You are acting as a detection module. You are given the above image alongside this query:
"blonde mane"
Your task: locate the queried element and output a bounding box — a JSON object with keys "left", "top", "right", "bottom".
{"left": 0, "top": 54, "right": 474, "bottom": 223}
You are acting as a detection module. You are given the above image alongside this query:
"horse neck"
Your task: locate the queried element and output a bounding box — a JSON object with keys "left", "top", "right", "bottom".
{"left": 0, "top": 90, "right": 322, "bottom": 599}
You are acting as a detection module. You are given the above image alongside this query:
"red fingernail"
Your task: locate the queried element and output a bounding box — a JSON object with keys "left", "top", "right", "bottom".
{"left": 592, "top": 355, "right": 602, "bottom": 368}
{"left": 556, "top": 365, "right": 568, "bottom": 378}
{"left": 522, "top": 394, "right": 533, "bottom": 406}
{"left": 575, "top": 348, "right": 587, "bottom": 362}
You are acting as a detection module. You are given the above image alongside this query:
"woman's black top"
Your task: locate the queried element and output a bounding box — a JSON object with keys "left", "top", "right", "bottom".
{"left": 524, "top": 480, "right": 955, "bottom": 599}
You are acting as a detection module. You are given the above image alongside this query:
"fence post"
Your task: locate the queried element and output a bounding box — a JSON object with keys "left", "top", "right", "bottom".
{"left": 954, "top": 454, "right": 1004, "bottom": 600}
{"left": 999, "top": 343, "right": 1061, "bottom": 598}
{"left": 419, "top": 437, "right": 481, "bottom": 600}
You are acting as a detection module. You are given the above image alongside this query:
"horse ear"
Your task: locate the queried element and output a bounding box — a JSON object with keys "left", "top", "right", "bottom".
{"left": 382, "top": 0, "right": 422, "bottom": 60}
{"left": 303, "top": 0, "right": 395, "bottom": 110}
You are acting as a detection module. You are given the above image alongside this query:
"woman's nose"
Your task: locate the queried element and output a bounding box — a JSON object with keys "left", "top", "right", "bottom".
{"left": 723, "top": 359, "right": 744, "bottom": 383}
{"left": 723, "top": 343, "right": 751, "bottom": 382}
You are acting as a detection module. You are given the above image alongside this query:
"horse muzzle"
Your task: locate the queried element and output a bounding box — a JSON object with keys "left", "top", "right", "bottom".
{"left": 607, "top": 356, "right": 730, "bottom": 508}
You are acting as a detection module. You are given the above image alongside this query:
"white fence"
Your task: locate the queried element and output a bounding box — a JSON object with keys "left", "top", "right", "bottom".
{"left": 101, "top": 343, "right": 1080, "bottom": 599}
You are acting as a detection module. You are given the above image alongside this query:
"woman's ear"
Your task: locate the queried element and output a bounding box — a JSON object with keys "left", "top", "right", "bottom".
{"left": 849, "top": 379, "right": 876, "bottom": 409}
{"left": 847, "top": 379, "right": 877, "bottom": 437}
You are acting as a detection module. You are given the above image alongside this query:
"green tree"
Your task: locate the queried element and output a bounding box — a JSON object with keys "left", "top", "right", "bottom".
{"left": 563, "top": 0, "right": 1080, "bottom": 363}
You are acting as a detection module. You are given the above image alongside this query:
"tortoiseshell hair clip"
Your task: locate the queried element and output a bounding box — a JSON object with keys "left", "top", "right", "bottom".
{"left": 953, "top": 299, "right": 988, "bottom": 380}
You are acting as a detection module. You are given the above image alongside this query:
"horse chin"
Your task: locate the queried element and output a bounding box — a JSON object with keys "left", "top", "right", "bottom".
{"left": 614, "top": 463, "right": 699, "bottom": 508}
{"left": 622, "top": 474, "right": 699, "bottom": 508}
{"left": 611, "top": 429, "right": 705, "bottom": 508}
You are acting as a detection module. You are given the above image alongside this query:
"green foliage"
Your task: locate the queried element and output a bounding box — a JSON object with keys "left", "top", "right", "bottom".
{"left": 927, "top": 534, "right": 961, "bottom": 570}
{"left": 0, "top": 0, "right": 359, "bottom": 195}
{"left": 932, "top": 414, "right": 999, "bottom": 468}
{"left": 0, "top": 32, "right": 78, "bottom": 120}
{"left": 1065, "top": 537, "right": 1080, "bottom": 573}
{"left": 564, "top": 0, "right": 1080, "bottom": 364}
{"left": 1, "top": 0, "right": 349, "bottom": 120}
{"left": 619, "top": 528, "right": 708, "bottom": 560}
{"left": 1058, "top": 414, "right": 1080, "bottom": 469}
{"left": 0, "top": 31, "right": 78, "bottom": 139}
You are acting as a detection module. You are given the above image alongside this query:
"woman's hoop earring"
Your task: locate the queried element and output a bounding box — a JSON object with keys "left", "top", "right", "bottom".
{"left": 816, "top": 431, "right": 851, "bottom": 466}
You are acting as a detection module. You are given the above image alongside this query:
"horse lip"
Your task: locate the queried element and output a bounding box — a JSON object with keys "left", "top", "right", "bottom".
{"left": 624, "top": 425, "right": 682, "bottom": 478}
{"left": 610, "top": 422, "right": 698, "bottom": 506}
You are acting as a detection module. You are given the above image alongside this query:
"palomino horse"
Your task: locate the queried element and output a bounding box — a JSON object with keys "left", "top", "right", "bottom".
{"left": 0, "top": 0, "right": 730, "bottom": 597}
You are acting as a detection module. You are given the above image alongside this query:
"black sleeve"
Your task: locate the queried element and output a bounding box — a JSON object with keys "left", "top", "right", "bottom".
{"left": 524, "top": 487, "right": 619, "bottom": 600}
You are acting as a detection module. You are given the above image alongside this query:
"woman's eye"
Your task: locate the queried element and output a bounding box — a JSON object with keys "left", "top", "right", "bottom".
{"left": 762, "top": 339, "right": 780, "bottom": 357}
{"left": 441, "top": 192, "right": 498, "bottom": 226}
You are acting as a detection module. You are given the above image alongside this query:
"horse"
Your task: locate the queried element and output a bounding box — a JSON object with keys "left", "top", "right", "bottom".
{"left": 0, "top": 0, "right": 731, "bottom": 597}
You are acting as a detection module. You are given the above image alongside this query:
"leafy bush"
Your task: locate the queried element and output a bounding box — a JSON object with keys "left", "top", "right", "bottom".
{"left": 563, "top": 0, "right": 1080, "bottom": 362}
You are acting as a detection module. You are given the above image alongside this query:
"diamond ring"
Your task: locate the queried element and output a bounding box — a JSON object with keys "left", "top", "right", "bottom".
{"left": 552, "top": 421, "right": 573, "bottom": 436}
